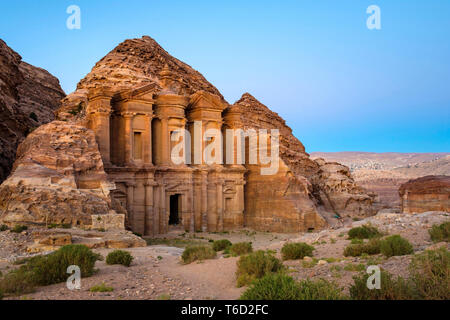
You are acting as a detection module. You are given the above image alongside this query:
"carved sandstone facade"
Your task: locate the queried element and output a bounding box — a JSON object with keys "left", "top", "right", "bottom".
{"left": 0, "top": 36, "right": 375, "bottom": 235}
{"left": 86, "top": 67, "right": 246, "bottom": 236}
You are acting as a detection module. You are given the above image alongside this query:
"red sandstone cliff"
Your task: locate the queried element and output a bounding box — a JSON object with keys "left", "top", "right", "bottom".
{"left": 0, "top": 39, "right": 65, "bottom": 183}
{"left": 234, "top": 93, "right": 375, "bottom": 224}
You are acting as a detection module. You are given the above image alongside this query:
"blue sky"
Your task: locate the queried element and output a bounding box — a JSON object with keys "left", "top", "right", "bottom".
{"left": 0, "top": 0, "right": 449, "bottom": 152}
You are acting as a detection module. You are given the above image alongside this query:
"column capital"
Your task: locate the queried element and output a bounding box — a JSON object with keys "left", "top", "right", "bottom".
{"left": 121, "top": 112, "right": 135, "bottom": 118}
{"left": 126, "top": 181, "right": 136, "bottom": 188}
{"left": 144, "top": 180, "right": 158, "bottom": 187}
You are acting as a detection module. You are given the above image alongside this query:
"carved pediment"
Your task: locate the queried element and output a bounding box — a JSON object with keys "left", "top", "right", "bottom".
{"left": 189, "top": 91, "right": 227, "bottom": 111}
{"left": 112, "top": 83, "right": 160, "bottom": 103}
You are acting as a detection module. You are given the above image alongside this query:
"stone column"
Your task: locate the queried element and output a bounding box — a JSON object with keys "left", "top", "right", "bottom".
{"left": 201, "top": 171, "right": 208, "bottom": 232}
{"left": 144, "top": 114, "right": 153, "bottom": 164}
{"left": 160, "top": 183, "right": 166, "bottom": 233}
{"left": 93, "top": 111, "right": 111, "bottom": 165}
{"left": 123, "top": 113, "right": 134, "bottom": 165}
{"left": 216, "top": 179, "right": 224, "bottom": 231}
{"left": 190, "top": 183, "right": 195, "bottom": 232}
{"left": 160, "top": 116, "right": 170, "bottom": 165}
{"left": 153, "top": 183, "right": 160, "bottom": 235}
{"left": 236, "top": 179, "right": 245, "bottom": 228}
{"left": 126, "top": 182, "right": 135, "bottom": 229}
{"left": 144, "top": 181, "right": 155, "bottom": 236}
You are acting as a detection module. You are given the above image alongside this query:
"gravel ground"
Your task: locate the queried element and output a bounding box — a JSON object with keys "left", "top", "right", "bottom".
{"left": 1, "top": 210, "right": 448, "bottom": 300}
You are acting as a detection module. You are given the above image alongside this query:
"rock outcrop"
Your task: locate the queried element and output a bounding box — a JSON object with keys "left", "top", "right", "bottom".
{"left": 0, "top": 36, "right": 375, "bottom": 233}
{"left": 234, "top": 93, "right": 375, "bottom": 229}
{"left": 399, "top": 175, "right": 450, "bottom": 213}
{"left": 0, "top": 39, "right": 65, "bottom": 183}
{"left": 311, "top": 152, "right": 450, "bottom": 209}
{"left": 0, "top": 121, "right": 119, "bottom": 227}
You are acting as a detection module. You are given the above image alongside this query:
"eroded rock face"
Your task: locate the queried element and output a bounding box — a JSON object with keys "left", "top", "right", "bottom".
{"left": 0, "top": 39, "right": 65, "bottom": 183}
{"left": 57, "top": 36, "right": 222, "bottom": 121}
{"left": 0, "top": 35, "right": 375, "bottom": 233}
{"left": 0, "top": 121, "right": 118, "bottom": 227}
{"left": 234, "top": 93, "right": 375, "bottom": 227}
{"left": 399, "top": 175, "right": 450, "bottom": 213}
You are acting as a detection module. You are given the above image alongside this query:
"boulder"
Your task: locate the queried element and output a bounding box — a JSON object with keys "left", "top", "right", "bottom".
{"left": 0, "top": 121, "right": 120, "bottom": 227}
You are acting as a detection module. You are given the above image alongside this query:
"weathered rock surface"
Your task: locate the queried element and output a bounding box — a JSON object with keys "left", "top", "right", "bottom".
{"left": 0, "top": 39, "right": 65, "bottom": 183}
{"left": 399, "top": 175, "right": 450, "bottom": 213}
{"left": 57, "top": 36, "right": 223, "bottom": 121}
{"left": 0, "top": 36, "right": 375, "bottom": 233}
{"left": 27, "top": 228, "right": 146, "bottom": 253}
{"left": 312, "top": 152, "right": 450, "bottom": 208}
{"left": 0, "top": 121, "right": 121, "bottom": 227}
{"left": 234, "top": 93, "right": 375, "bottom": 228}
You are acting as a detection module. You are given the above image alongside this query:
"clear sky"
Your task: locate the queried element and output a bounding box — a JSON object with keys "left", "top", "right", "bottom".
{"left": 0, "top": 0, "right": 449, "bottom": 153}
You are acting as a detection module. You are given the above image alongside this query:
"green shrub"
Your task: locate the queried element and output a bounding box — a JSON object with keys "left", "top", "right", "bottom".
{"left": 0, "top": 224, "right": 8, "bottom": 232}
{"left": 240, "top": 273, "right": 302, "bottom": 300}
{"left": 351, "top": 238, "right": 364, "bottom": 244}
{"left": 349, "top": 247, "right": 449, "bottom": 300}
{"left": 429, "top": 222, "right": 450, "bottom": 243}
{"left": 409, "top": 247, "right": 449, "bottom": 300}
{"left": 106, "top": 250, "right": 133, "bottom": 267}
{"left": 229, "top": 242, "right": 253, "bottom": 257}
{"left": 236, "top": 250, "right": 284, "bottom": 287}
{"left": 296, "top": 278, "right": 345, "bottom": 300}
{"left": 212, "top": 239, "right": 232, "bottom": 252}
{"left": 0, "top": 245, "right": 100, "bottom": 297}
{"left": 349, "top": 270, "right": 413, "bottom": 300}
{"left": 344, "top": 239, "right": 381, "bottom": 257}
{"left": 28, "top": 245, "right": 101, "bottom": 285}
{"left": 348, "top": 224, "right": 381, "bottom": 239}
{"left": 181, "top": 245, "right": 216, "bottom": 264}
{"left": 380, "top": 235, "right": 413, "bottom": 257}
{"left": 90, "top": 283, "right": 114, "bottom": 292}
{"left": 281, "top": 242, "right": 314, "bottom": 260}
{"left": 240, "top": 274, "right": 345, "bottom": 300}
{"left": 11, "top": 224, "right": 28, "bottom": 233}
{"left": 0, "top": 268, "right": 36, "bottom": 296}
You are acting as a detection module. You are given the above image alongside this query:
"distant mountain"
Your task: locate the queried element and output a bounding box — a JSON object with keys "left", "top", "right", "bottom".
{"left": 310, "top": 152, "right": 449, "bottom": 172}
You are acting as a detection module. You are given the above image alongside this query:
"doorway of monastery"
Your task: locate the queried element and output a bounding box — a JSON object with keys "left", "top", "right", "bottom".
{"left": 169, "top": 194, "right": 181, "bottom": 226}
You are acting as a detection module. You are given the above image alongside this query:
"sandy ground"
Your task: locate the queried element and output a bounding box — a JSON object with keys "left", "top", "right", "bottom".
{"left": 1, "top": 211, "right": 448, "bottom": 300}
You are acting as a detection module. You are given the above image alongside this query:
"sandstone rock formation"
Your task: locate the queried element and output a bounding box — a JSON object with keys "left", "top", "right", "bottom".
{"left": 0, "top": 121, "right": 119, "bottom": 227}
{"left": 234, "top": 93, "right": 374, "bottom": 231}
{"left": 0, "top": 39, "right": 65, "bottom": 183}
{"left": 0, "top": 36, "right": 375, "bottom": 233}
{"left": 399, "top": 175, "right": 450, "bottom": 213}
{"left": 312, "top": 152, "right": 450, "bottom": 209}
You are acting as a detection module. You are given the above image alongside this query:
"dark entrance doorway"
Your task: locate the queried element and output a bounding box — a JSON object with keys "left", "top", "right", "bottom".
{"left": 169, "top": 194, "right": 181, "bottom": 225}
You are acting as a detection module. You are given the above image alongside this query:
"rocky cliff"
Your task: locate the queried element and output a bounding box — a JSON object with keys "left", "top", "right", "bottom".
{"left": 313, "top": 152, "right": 450, "bottom": 209}
{"left": 0, "top": 39, "right": 65, "bottom": 183}
{"left": 234, "top": 93, "right": 375, "bottom": 222}
{"left": 399, "top": 175, "right": 450, "bottom": 213}
{"left": 0, "top": 35, "right": 375, "bottom": 230}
